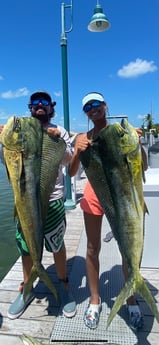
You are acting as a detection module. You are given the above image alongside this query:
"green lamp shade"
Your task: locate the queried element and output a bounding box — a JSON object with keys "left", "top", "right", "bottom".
{"left": 88, "top": 4, "right": 110, "bottom": 32}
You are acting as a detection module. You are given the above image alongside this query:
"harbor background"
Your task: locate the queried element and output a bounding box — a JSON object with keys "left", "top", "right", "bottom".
{"left": 0, "top": 162, "right": 19, "bottom": 282}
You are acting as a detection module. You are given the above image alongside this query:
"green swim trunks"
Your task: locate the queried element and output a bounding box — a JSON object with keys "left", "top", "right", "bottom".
{"left": 16, "top": 198, "right": 66, "bottom": 256}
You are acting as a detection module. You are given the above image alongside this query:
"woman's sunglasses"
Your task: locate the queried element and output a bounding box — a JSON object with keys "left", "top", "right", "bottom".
{"left": 83, "top": 100, "right": 102, "bottom": 113}
{"left": 31, "top": 99, "right": 51, "bottom": 106}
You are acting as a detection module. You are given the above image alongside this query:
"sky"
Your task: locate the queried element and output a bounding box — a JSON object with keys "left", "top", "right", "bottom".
{"left": 0, "top": 0, "right": 159, "bottom": 133}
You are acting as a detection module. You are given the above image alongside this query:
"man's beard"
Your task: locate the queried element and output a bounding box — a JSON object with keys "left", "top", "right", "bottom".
{"left": 32, "top": 113, "right": 50, "bottom": 123}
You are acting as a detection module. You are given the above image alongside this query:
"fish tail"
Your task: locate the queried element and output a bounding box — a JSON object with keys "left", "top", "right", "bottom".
{"left": 135, "top": 274, "right": 159, "bottom": 323}
{"left": 23, "top": 268, "right": 38, "bottom": 301}
{"left": 20, "top": 334, "right": 74, "bottom": 345}
{"left": 38, "top": 264, "right": 58, "bottom": 301}
{"left": 106, "top": 278, "right": 133, "bottom": 329}
{"left": 23, "top": 265, "right": 58, "bottom": 302}
{"left": 106, "top": 272, "right": 159, "bottom": 329}
{"left": 20, "top": 334, "right": 37, "bottom": 345}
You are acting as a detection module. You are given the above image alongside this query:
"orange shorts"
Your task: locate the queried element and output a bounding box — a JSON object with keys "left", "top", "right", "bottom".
{"left": 80, "top": 181, "right": 104, "bottom": 216}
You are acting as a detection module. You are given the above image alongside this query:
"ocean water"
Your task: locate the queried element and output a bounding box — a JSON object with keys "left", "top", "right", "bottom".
{"left": 0, "top": 163, "right": 19, "bottom": 282}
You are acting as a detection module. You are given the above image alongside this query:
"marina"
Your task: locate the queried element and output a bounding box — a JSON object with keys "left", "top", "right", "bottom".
{"left": 0, "top": 171, "right": 159, "bottom": 345}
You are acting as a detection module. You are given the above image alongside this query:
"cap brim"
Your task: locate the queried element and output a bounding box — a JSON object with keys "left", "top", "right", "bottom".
{"left": 82, "top": 93, "right": 104, "bottom": 108}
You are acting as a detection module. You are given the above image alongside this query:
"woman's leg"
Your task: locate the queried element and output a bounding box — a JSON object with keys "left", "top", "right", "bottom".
{"left": 84, "top": 212, "right": 103, "bottom": 304}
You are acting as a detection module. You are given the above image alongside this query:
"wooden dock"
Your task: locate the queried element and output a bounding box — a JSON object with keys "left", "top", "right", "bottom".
{"left": 0, "top": 174, "right": 159, "bottom": 345}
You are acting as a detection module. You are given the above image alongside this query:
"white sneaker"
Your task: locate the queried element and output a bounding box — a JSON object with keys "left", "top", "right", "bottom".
{"left": 84, "top": 298, "right": 102, "bottom": 329}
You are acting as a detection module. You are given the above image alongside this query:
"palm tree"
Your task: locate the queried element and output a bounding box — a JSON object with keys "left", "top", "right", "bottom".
{"left": 142, "top": 113, "right": 154, "bottom": 134}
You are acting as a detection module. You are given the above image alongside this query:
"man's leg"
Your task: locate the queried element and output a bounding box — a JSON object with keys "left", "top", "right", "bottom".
{"left": 54, "top": 245, "right": 77, "bottom": 318}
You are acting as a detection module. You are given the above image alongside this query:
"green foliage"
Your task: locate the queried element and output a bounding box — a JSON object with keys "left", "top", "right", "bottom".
{"left": 141, "top": 113, "right": 159, "bottom": 138}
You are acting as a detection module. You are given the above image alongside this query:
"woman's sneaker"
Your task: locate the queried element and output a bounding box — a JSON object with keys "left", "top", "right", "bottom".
{"left": 84, "top": 298, "right": 102, "bottom": 329}
{"left": 7, "top": 282, "right": 35, "bottom": 319}
{"left": 127, "top": 304, "right": 144, "bottom": 331}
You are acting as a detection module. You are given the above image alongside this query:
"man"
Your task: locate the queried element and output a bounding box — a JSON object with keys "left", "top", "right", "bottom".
{"left": 0, "top": 90, "right": 77, "bottom": 319}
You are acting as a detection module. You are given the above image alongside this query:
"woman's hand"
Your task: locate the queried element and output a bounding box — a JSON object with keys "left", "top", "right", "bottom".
{"left": 74, "top": 133, "right": 92, "bottom": 155}
{"left": 135, "top": 128, "right": 143, "bottom": 138}
{"left": 68, "top": 133, "right": 91, "bottom": 177}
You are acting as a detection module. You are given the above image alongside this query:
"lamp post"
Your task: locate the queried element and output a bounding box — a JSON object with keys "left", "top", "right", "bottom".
{"left": 60, "top": 1, "right": 110, "bottom": 210}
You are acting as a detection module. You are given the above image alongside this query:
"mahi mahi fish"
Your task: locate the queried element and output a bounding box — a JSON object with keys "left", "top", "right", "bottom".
{"left": 80, "top": 119, "right": 159, "bottom": 329}
{"left": 20, "top": 334, "right": 119, "bottom": 345}
{"left": 0, "top": 116, "right": 66, "bottom": 300}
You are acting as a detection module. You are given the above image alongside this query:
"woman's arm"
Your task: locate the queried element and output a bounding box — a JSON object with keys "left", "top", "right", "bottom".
{"left": 68, "top": 133, "right": 92, "bottom": 177}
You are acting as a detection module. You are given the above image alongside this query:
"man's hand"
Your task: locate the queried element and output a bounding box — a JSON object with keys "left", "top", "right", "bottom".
{"left": 47, "top": 127, "right": 61, "bottom": 138}
{"left": 0, "top": 125, "right": 4, "bottom": 135}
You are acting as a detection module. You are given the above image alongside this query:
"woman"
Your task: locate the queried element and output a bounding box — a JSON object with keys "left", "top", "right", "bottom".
{"left": 68, "top": 92, "right": 147, "bottom": 330}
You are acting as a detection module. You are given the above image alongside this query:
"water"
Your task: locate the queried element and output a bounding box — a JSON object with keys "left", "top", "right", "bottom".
{"left": 0, "top": 163, "right": 19, "bottom": 282}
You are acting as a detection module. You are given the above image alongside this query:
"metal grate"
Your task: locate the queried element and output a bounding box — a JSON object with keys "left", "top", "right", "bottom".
{"left": 50, "top": 217, "right": 138, "bottom": 344}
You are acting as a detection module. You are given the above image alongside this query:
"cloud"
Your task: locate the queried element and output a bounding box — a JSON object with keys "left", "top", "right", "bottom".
{"left": 54, "top": 91, "right": 62, "bottom": 98}
{"left": 0, "top": 87, "right": 29, "bottom": 99}
{"left": 0, "top": 111, "right": 7, "bottom": 119}
{"left": 137, "top": 114, "right": 145, "bottom": 120}
{"left": 117, "top": 58, "right": 157, "bottom": 78}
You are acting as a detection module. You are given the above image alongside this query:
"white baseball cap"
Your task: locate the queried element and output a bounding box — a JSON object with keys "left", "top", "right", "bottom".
{"left": 82, "top": 92, "right": 104, "bottom": 109}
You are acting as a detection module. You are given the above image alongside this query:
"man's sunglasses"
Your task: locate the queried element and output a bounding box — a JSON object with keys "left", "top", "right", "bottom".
{"left": 31, "top": 99, "right": 51, "bottom": 106}
{"left": 83, "top": 100, "right": 102, "bottom": 113}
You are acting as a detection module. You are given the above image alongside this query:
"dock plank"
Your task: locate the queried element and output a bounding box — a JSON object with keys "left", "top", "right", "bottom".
{"left": 0, "top": 174, "right": 159, "bottom": 344}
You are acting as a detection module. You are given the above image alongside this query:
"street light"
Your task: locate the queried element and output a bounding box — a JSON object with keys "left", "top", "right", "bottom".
{"left": 88, "top": 1, "right": 111, "bottom": 32}
{"left": 60, "top": 1, "right": 110, "bottom": 210}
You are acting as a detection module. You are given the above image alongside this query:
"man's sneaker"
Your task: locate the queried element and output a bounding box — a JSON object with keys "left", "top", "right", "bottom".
{"left": 59, "top": 279, "right": 77, "bottom": 318}
{"left": 127, "top": 304, "right": 144, "bottom": 331}
{"left": 7, "top": 282, "right": 35, "bottom": 319}
{"left": 84, "top": 298, "right": 102, "bottom": 329}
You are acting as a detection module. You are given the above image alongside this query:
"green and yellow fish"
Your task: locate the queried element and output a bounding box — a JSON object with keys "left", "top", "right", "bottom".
{"left": 0, "top": 116, "right": 66, "bottom": 300}
{"left": 80, "top": 119, "right": 159, "bottom": 329}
